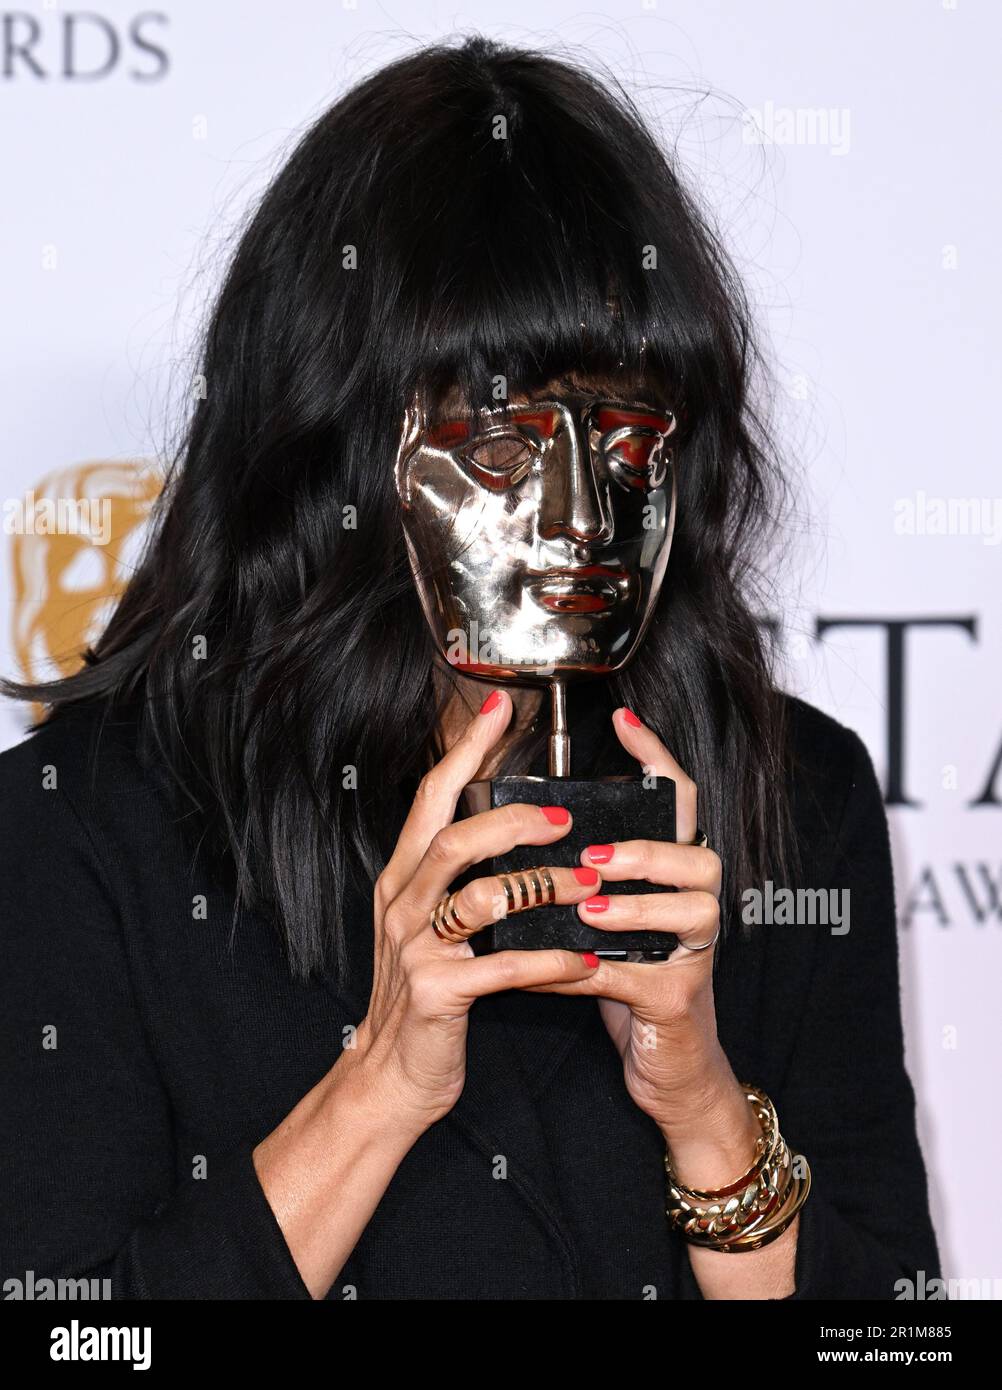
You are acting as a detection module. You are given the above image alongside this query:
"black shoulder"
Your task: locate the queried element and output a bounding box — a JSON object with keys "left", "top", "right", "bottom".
{"left": 0, "top": 700, "right": 149, "bottom": 819}
{"left": 781, "top": 691, "right": 860, "bottom": 765}
{"left": 778, "top": 692, "right": 884, "bottom": 871}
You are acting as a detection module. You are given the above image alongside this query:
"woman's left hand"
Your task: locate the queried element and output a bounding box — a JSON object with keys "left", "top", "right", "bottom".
{"left": 529, "top": 706, "right": 759, "bottom": 1183}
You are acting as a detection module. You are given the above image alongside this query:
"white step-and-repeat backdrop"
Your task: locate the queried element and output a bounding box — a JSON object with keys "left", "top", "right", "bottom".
{"left": 3, "top": 1, "right": 999, "bottom": 1292}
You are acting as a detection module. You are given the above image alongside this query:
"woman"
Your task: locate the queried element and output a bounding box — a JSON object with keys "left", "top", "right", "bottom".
{"left": 0, "top": 36, "right": 939, "bottom": 1300}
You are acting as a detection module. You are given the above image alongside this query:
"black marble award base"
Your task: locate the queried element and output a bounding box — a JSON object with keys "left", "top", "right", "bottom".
{"left": 466, "top": 775, "right": 678, "bottom": 961}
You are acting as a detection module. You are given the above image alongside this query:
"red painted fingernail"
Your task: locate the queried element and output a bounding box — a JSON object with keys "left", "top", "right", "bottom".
{"left": 541, "top": 806, "right": 570, "bottom": 825}
{"left": 586, "top": 844, "right": 615, "bottom": 864}
{"left": 581, "top": 952, "right": 600, "bottom": 968}
{"left": 573, "top": 866, "right": 600, "bottom": 886}
{"left": 479, "top": 690, "right": 502, "bottom": 715}
{"left": 622, "top": 708, "right": 643, "bottom": 728}
{"left": 584, "top": 895, "right": 610, "bottom": 912}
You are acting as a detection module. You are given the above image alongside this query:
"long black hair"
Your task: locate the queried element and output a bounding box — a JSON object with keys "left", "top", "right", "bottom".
{"left": 6, "top": 36, "right": 794, "bottom": 981}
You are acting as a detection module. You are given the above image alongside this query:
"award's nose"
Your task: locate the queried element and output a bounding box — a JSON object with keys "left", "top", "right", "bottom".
{"left": 538, "top": 412, "right": 613, "bottom": 546}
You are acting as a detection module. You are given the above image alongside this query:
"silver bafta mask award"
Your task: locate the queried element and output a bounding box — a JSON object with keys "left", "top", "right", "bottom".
{"left": 397, "top": 385, "right": 679, "bottom": 960}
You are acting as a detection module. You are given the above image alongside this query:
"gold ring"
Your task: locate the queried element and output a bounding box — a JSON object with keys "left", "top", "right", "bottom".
{"left": 430, "top": 892, "right": 482, "bottom": 944}
{"left": 496, "top": 866, "right": 556, "bottom": 916}
{"left": 431, "top": 866, "right": 557, "bottom": 942}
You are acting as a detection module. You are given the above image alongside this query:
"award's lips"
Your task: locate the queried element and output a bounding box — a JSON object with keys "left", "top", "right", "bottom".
{"left": 526, "top": 564, "right": 626, "bottom": 614}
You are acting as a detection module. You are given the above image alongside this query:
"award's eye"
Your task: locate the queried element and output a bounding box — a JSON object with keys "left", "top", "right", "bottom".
{"left": 459, "top": 430, "right": 539, "bottom": 491}
{"left": 594, "top": 406, "right": 675, "bottom": 492}
{"left": 425, "top": 419, "right": 472, "bottom": 451}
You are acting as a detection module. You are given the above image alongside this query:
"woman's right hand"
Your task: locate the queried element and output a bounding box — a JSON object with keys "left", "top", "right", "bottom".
{"left": 352, "top": 688, "right": 603, "bottom": 1131}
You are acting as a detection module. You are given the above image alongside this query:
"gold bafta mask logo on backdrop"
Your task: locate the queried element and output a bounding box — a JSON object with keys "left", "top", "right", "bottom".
{"left": 9, "top": 460, "right": 162, "bottom": 685}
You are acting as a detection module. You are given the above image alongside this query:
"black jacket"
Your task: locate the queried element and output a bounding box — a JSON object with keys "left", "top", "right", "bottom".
{"left": 0, "top": 694, "right": 940, "bottom": 1299}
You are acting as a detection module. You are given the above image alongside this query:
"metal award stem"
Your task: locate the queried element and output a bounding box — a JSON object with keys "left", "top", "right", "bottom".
{"left": 548, "top": 679, "right": 570, "bottom": 778}
{"left": 486, "top": 675, "right": 676, "bottom": 959}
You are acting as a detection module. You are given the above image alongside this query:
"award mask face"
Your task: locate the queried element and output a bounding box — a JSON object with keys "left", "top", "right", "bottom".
{"left": 396, "top": 378, "right": 678, "bottom": 682}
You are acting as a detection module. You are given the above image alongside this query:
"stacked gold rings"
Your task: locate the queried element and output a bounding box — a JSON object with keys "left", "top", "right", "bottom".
{"left": 430, "top": 866, "right": 556, "bottom": 944}
{"left": 429, "top": 893, "right": 475, "bottom": 944}
{"left": 498, "top": 866, "right": 556, "bottom": 915}
{"left": 665, "top": 1084, "right": 812, "bottom": 1251}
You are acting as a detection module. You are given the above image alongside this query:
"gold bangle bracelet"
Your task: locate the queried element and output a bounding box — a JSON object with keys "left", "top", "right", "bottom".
{"left": 668, "top": 1136, "right": 793, "bottom": 1243}
{"left": 692, "top": 1161, "right": 812, "bottom": 1253}
{"left": 665, "top": 1082, "right": 811, "bottom": 1251}
{"left": 666, "top": 1086, "right": 780, "bottom": 1204}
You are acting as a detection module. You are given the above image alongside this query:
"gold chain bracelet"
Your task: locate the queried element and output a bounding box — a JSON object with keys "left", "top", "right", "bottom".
{"left": 665, "top": 1083, "right": 811, "bottom": 1252}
